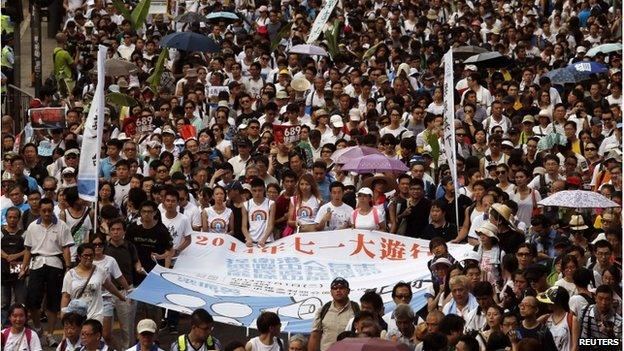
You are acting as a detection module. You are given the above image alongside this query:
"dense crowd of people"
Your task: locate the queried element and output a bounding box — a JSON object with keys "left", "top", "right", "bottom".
{"left": 0, "top": 0, "right": 623, "bottom": 349}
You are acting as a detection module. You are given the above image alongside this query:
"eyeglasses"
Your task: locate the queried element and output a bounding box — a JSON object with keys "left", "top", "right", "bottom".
{"left": 43, "top": 187, "right": 56, "bottom": 192}
{"left": 160, "top": 107, "right": 170, "bottom": 111}
{"left": 157, "top": 169, "right": 168, "bottom": 173}
{"left": 395, "top": 294, "right": 411, "bottom": 300}
{"left": 516, "top": 252, "right": 531, "bottom": 257}
{"left": 93, "top": 242, "right": 104, "bottom": 248}
{"left": 496, "top": 170, "right": 507, "bottom": 175}
{"left": 81, "top": 253, "right": 94, "bottom": 258}
{"left": 585, "top": 147, "right": 596, "bottom": 151}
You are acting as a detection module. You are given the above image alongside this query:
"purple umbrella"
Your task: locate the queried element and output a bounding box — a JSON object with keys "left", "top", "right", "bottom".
{"left": 327, "top": 338, "right": 411, "bottom": 351}
{"left": 330, "top": 146, "right": 382, "bottom": 165}
{"left": 341, "top": 154, "right": 409, "bottom": 174}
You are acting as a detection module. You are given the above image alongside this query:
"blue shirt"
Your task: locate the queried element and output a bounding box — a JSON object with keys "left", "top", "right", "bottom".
{"left": 529, "top": 229, "right": 558, "bottom": 258}
{"left": 99, "top": 157, "right": 116, "bottom": 181}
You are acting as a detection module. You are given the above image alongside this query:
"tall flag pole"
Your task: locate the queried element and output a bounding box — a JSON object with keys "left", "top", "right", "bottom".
{"left": 77, "top": 45, "right": 107, "bottom": 230}
{"left": 442, "top": 49, "right": 460, "bottom": 229}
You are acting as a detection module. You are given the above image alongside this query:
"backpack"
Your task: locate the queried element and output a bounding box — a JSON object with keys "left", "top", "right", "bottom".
{"left": 580, "top": 304, "right": 593, "bottom": 338}
{"left": 579, "top": 292, "right": 595, "bottom": 306}
{"left": 319, "top": 301, "right": 360, "bottom": 323}
{"left": 1, "top": 328, "right": 33, "bottom": 350}
{"left": 537, "top": 174, "right": 550, "bottom": 198}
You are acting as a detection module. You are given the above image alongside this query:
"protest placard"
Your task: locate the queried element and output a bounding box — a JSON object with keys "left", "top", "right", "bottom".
{"left": 29, "top": 107, "right": 66, "bottom": 129}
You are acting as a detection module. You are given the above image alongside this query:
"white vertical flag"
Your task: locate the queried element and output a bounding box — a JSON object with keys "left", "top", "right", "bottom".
{"left": 442, "top": 49, "right": 460, "bottom": 228}
{"left": 77, "top": 45, "right": 107, "bottom": 202}
{"left": 306, "top": 0, "right": 340, "bottom": 44}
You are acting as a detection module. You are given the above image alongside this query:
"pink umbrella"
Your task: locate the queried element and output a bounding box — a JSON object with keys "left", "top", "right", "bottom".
{"left": 330, "top": 146, "right": 382, "bottom": 165}
{"left": 327, "top": 338, "right": 412, "bottom": 351}
{"left": 341, "top": 154, "right": 409, "bottom": 174}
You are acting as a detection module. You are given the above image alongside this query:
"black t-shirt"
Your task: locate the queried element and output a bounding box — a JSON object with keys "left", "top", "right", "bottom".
{"left": 125, "top": 222, "right": 173, "bottom": 282}
{"left": 228, "top": 203, "right": 245, "bottom": 243}
{"left": 421, "top": 222, "right": 458, "bottom": 242}
{"left": 1, "top": 228, "right": 25, "bottom": 280}
{"left": 105, "top": 240, "right": 140, "bottom": 287}
{"left": 440, "top": 194, "right": 473, "bottom": 228}
{"left": 498, "top": 229, "right": 525, "bottom": 254}
{"left": 404, "top": 198, "right": 432, "bottom": 237}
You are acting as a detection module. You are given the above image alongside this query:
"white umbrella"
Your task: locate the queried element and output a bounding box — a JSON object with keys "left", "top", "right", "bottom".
{"left": 289, "top": 44, "right": 328, "bottom": 56}
{"left": 537, "top": 190, "right": 620, "bottom": 209}
{"left": 586, "top": 43, "right": 622, "bottom": 57}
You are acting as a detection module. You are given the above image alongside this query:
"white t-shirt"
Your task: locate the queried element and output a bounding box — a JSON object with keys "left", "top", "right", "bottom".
{"left": 1, "top": 328, "right": 42, "bottom": 351}
{"left": 379, "top": 125, "right": 408, "bottom": 138}
{"left": 62, "top": 208, "right": 93, "bottom": 261}
{"left": 569, "top": 295, "right": 590, "bottom": 317}
{"left": 159, "top": 212, "right": 193, "bottom": 247}
{"left": 555, "top": 278, "right": 578, "bottom": 296}
{"left": 204, "top": 206, "right": 233, "bottom": 233}
{"left": 93, "top": 255, "right": 123, "bottom": 298}
{"left": 545, "top": 312, "right": 572, "bottom": 351}
{"left": 246, "top": 336, "right": 283, "bottom": 351}
{"left": 350, "top": 208, "right": 382, "bottom": 230}
{"left": 180, "top": 202, "right": 202, "bottom": 229}
{"left": 62, "top": 266, "right": 109, "bottom": 321}
{"left": 114, "top": 180, "right": 131, "bottom": 208}
{"left": 125, "top": 346, "right": 164, "bottom": 351}
{"left": 314, "top": 202, "right": 354, "bottom": 230}
{"left": 292, "top": 196, "right": 321, "bottom": 225}
{"left": 246, "top": 198, "right": 273, "bottom": 242}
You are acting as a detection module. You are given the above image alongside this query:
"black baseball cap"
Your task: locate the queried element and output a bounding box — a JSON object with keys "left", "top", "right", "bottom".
{"left": 226, "top": 181, "right": 243, "bottom": 191}
{"left": 331, "top": 277, "right": 349, "bottom": 289}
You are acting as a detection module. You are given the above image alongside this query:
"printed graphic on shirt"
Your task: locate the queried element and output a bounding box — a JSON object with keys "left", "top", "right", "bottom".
{"left": 297, "top": 206, "right": 314, "bottom": 220}
{"left": 210, "top": 218, "right": 227, "bottom": 232}
{"left": 250, "top": 210, "right": 268, "bottom": 221}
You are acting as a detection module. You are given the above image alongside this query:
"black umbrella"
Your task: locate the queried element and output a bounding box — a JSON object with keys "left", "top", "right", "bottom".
{"left": 160, "top": 32, "right": 220, "bottom": 53}
{"left": 453, "top": 46, "right": 489, "bottom": 60}
{"left": 174, "top": 11, "right": 209, "bottom": 23}
{"left": 463, "top": 51, "right": 514, "bottom": 68}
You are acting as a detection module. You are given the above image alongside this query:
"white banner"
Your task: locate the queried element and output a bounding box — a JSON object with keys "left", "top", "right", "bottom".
{"left": 77, "top": 45, "right": 106, "bottom": 202}
{"left": 306, "top": 0, "right": 339, "bottom": 44}
{"left": 129, "top": 230, "right": 472, "bottom": 333}
{"left": 442, "top": 49, "right": 459, "bottom": 227}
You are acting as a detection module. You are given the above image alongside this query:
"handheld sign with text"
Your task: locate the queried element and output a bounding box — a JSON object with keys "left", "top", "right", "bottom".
{"left": 206, "top": 86, "right": 230, "bottom": 98}
{"left": 135, "top": 115, "right": 155, "bottom": 134}
{"left": 273, "top": 124, "right": 301, "bottom": 144}
{"left": 29, "top": 108, "right": 66, "bottom": 129}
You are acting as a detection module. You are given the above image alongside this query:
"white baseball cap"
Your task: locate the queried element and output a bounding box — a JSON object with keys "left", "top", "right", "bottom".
{"left": 136, "top": 319, "right": 157, "bottom": 334}
{"left": 330, "top": 115, "right": 344, "bottom": 128}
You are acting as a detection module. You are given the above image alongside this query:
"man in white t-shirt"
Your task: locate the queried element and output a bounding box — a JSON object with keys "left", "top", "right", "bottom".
{"left": 159, "top": 188, "right": 192, "bottom": 255}
{"left": 158, "top": 188, "right": 192, "bottom": 334}
{"left": 177, "top": 186, "right": 202, "bottom": 231}
{"left": 312, "top": 182, "right": 354, "bottom": 231}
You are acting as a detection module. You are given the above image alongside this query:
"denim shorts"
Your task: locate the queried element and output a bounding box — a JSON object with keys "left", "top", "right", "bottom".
{"left": 102, "top": 297, "right": 114, "bottom": 317}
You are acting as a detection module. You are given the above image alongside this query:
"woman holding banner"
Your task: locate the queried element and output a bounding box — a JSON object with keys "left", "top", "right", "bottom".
{"left": 201, "top": 185, "right": 233, "bottom": 234}
{"left": 350, "top": 187, "right": 386, "bottom": 231}
{"left": 286, "top": 174, "right": 321, "bottom": 234}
